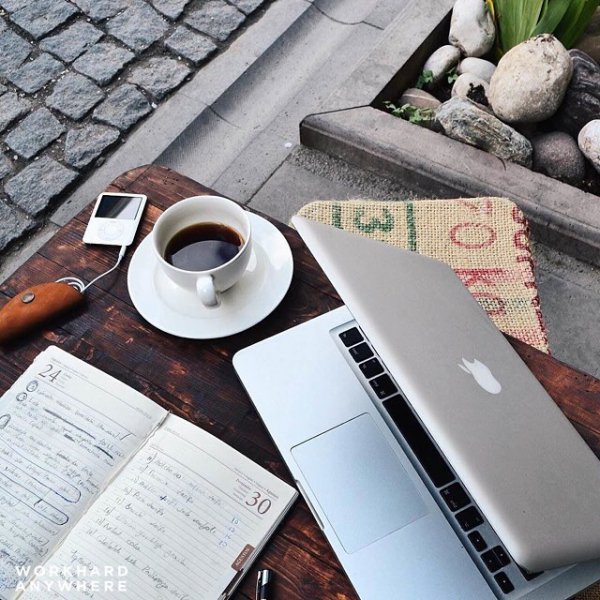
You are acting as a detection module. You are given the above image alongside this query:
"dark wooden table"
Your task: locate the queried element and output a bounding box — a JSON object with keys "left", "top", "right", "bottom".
{"left": 2, "top": 165, "right": 600, "bottom": 600}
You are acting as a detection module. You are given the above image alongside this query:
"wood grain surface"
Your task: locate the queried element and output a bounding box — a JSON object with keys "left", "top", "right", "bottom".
{"left": 1, "top": 165, "right": 600, "bottom": 600}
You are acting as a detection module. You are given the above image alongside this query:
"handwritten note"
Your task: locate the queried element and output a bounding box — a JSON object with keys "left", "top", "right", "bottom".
{"left": 0, "top": 348, "right": 166, "bottom": 599}
{"left": 23, "top": 415, "right": 296, "bottom": 599}
{"left": 0, "top": 348, "right": 295, "bottom": 599}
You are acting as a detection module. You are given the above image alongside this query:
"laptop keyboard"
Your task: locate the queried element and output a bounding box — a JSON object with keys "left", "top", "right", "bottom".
{"left": 337, "top": 324, "right": 548, "bottom": 597}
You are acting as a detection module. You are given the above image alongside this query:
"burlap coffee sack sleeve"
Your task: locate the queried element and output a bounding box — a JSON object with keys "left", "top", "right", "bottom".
{"left": 296, "top": 198, "right": 549, "bottom": 354}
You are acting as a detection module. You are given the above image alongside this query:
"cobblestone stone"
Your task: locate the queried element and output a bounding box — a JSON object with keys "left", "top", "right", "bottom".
{"left": 165, "top": 26, "right": 217, "bottom": 65}
{"left": 5, "top": 108, "right": 65, "bottom": 159}
{"left": 107, "top": 3, "right": 168, "bottom": 52}
{"left": 40, "top": 21, "right": 104, "bottom": 63}
{"left": 151, "top": 0, "right": 191, "bottom": 20}
{"left": 93, "top": 84, "right": 152, "bottom": 131}
{"left": 73, "top": 42, "right": 134, "bottom": 85}
{"left": 185, "top": 0, "right": 245, "bottom": 42}
{"left": 9, "top": 0, "right": 78, "bottom": 40}
{"left": 6, "top": 53, "right": 65, "bottom": 94}
{"left": 229, "top": 0, "right": 266, "bottom": 15}
{"left": 0, "top": 154, "right": 14, "bottom": 180}
{"left": 0, "top": 29, "right": 31, "bottom": 76}
{"left": 0, "top": 0, "right": 28, "bottom": 12}
{"left": 46, "top": 73, "right": 105, "bottom": 120}
{"left": 0, "top": 92, "right": 31, "bottom": 133}
{"left": 0, "top": 202, "right": 33, "bottom": 252}
{"left": 5, "top": 157, "right": 77, "bottom": 215}
{"left": 64, "top": 124, "right": 120, "bottom": 169}
{"left": 128, "top": 57, "right": 190, "bottom": 100}
{"left": 69, "top": 0, "right": 129, "bottom": 22}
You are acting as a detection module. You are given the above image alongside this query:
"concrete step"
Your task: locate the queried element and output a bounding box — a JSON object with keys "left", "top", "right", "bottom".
{"left": 156, "top": 0, "right": 410, "bottom": 202}
{"left": 248, "top": 145, "right": 418, "bottom": 223}
{"left": 533, "top": 242, "right": 600, "bottom": 378}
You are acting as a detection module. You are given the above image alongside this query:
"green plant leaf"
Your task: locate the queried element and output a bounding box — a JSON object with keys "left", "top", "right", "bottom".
{"left": 416, "top": 70, "right": 434, "bottom": 90}
{"left": 447, "top": 66, "right": 459, "bottom": 84}
{"left": 491, "top": 0, "right": 599, "bottom": 57}
{"left": 493, "top": 0, "right": 544, "bottom": 57}
{"left": 384, "top": 101, "right": 436, "bottom": 125}
{"left": 554, "top": 0, "right": 600, "bottom": 47}
{"left": 532, "top": 0, "right": 570, "bottom": 36}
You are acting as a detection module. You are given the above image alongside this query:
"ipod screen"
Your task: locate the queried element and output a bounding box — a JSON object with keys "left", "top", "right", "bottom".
{"left": 96, "top": 195, "right": 142, "bottom": 220}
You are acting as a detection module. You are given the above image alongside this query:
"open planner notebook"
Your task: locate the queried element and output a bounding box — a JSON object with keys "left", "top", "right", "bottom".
{"left": 0, "top": 346, "right": 297, "bottom": 599}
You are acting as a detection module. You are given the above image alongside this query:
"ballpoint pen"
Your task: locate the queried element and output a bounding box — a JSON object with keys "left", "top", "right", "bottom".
{"left": 256, "top": 569, "right": 272, "bottom": 600}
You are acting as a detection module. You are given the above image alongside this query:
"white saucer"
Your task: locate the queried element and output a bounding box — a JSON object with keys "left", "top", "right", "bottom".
{"left": 127, "top": 213, "right": 294, "bottom": 339}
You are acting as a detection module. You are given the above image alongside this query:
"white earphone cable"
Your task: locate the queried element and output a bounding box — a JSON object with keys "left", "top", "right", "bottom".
{"left": 57, "top": 245, "right": 127, "bottom": 293}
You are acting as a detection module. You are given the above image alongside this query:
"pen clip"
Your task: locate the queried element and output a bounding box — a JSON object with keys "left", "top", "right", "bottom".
{"left": 256, "top": 569, "right": 271, "bottom": 600}
{"left": 255, "top": 571, "right": 261, "bottom": 600}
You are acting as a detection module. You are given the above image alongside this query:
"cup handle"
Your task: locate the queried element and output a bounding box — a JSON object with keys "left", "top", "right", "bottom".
{"left": 196, "top": 275, "right": 219, "bottom": 308}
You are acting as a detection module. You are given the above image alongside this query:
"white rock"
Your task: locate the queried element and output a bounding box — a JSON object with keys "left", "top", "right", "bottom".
{"left": 489, "top": 34, "right": 573, "bottom": 123}
{"left": 449, "top": 0, "right": 495, "bottom": 57}
{"left": 452, "top": 73, "right": 490, "bottom": 105}
{"left": 457, "top": 57, "right": 496, "bottom": 82}
{"left": 422, "top": 45, "right": 461, "bottom": 85}
{"left": 578, "top": 119, "right": 600, "bottom": 174}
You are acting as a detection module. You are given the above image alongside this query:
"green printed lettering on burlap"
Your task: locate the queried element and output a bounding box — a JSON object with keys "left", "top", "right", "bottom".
{"left": 332, "top": 203, "right": 343, "bottom": 229}
{"left": 353, "top": 208, "right": 394, "bottom": 234}
{"left": 405, "top": 202, "right": 417, "bottom": 252}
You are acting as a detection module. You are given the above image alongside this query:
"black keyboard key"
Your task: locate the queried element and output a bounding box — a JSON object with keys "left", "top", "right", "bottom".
{"left": 482, "top": 549, "right": 502, "bottom": 572}
{"left": 440, "top": 482, "right": 470, "bottom": 512}
{"left": 494, "top": 572, "right": 515, "bottom": 594}
{"left": 492, "top": 545, "right": 511, "bottom": 567}
{"left": 383, "top": 397, "right": 454, "bottom": 488}
{"left": 339, "top": 327, "right": 363, "bottom": 347}
{"left": 518, "top": 565, "right": 543, "bottom": 581}
{"left": 349, "top": 343, "right": 373, "bottom": 363}
{"left": 455, "top": 506, "right": 483, "bottom": 531}
{"left": 370, "top": 374, "right": 397, "bottom": 399}
{"left": 467, "top": 530, "right": 487, "bottom": 552}
{"left": 359, "top": 358, "right": 384, "bottom": 379}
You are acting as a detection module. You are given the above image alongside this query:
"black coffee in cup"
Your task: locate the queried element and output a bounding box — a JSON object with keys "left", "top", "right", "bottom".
{"left": 165, "top": 223, "right": 244, "bottom": 271}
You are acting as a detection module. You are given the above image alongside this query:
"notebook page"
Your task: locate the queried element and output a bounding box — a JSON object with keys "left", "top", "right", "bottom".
{"left": 22, "top": 413, "right": 297, "bottom": 599}
{"left": 0, "top": 347, "right": 166, "bottom": 599}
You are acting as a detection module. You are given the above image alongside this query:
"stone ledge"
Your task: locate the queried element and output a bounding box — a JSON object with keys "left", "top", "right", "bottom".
{"left": 301, "top": 106, "right": 600, "bottom": 267}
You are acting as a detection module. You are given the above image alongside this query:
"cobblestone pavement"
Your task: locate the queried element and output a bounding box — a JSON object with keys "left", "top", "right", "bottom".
{"left": 0, "top": 0, "right": 271, "bottom": 255}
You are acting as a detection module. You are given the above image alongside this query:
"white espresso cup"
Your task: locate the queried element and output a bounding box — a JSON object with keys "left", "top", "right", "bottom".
{"left": 152, "top": 196, "right": 252, "bottom": 308}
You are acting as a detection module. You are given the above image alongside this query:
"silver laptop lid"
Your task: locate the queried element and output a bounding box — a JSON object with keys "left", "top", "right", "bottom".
{"left": 292, "top": 215, "right": 600, "bottom": 572}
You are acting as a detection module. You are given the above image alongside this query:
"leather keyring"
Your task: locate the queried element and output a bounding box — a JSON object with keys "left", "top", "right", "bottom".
{"left": 0, "top": 282, "right": 85, "bottom": 345}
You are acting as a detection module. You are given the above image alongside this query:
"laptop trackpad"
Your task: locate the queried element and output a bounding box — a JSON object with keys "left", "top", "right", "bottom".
{"left": 291, "top": 413, "right": 428, "bottom": 554}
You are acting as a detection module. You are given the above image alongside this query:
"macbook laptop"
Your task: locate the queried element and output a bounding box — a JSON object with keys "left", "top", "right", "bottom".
{"left": 233, "top": 216, "right": 600, "bottom": 599}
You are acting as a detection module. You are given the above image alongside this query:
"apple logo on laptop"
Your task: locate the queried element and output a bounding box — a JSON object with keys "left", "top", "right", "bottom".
{"left": 458, "top": 358, "right": 502, "bottom": 395}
